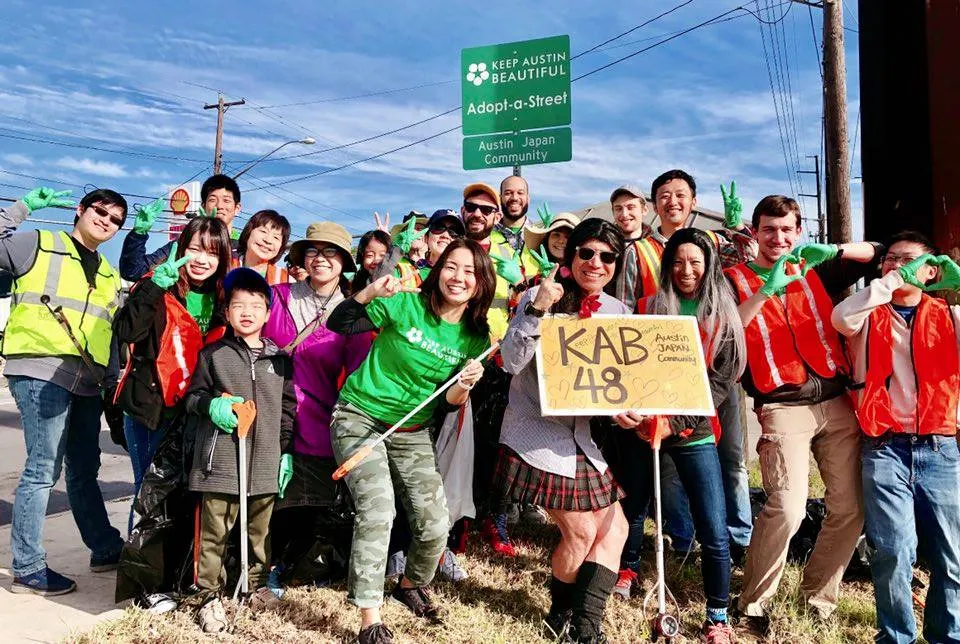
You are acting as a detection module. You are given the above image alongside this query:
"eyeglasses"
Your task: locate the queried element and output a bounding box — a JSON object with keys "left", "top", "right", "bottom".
{"left": 304, "top": 246, "right": 341, "bottom": 259}
{"left": 576, "top": 247, "right": 619, "bottom": 264}
{"left": 881, "top": 254, "right": 922, "bottom": 266}
{"left": 429, "top": 224, "right": 462, "bottom": 238}
{"left": 463, "top": 201, "right": 498, "bottom": 216}
{"left": 90, "top": 204, "right": 124, "bottom": 227}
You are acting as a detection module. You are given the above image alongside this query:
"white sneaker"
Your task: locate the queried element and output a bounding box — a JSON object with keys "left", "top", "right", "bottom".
{"left": 437, "top": 548, "right": 468, "bottom": 583}
{"left": 198, "top": 598, "right": 227, "bottom": 634}
{"left": 135, "top": 592, "right": 177, "bottom": 614}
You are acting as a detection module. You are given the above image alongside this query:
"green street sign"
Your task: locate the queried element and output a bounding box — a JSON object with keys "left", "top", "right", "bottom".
{"left": 462, "top": 127, "right": 572, "bottom": 170}
{"left": 461, "top": 35, "right": 571, "bottom": 136}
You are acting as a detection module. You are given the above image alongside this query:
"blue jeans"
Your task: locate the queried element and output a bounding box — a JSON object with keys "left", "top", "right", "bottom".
{"left": 862, "top": 434, "right": 960, "bottom": 644}
{"left": 8, "top": 376, "right": 123, "bottom": 576}
{"left": 611, "top": 430, "right": 730, "bottom": 608}
{"left": 124, "top": 415, "right": 168, "bottom": 534}
{"left": 662, "top": 385, "right": 753, "bottom": 550}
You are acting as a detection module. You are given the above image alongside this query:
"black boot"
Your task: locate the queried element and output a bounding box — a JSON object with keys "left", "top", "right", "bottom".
{"left": 542, "top": 576, "right": 575, "bottom": 640}
{"left": 569, "top": 562, "right": 617, "bottom": 643}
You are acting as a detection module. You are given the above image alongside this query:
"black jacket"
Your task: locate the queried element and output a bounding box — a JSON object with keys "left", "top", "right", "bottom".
{"left": 112, "top": 279, "right": 226, "bottom": 430}
{"left": 186, "top": 334, "right": 296, "bottom": 496}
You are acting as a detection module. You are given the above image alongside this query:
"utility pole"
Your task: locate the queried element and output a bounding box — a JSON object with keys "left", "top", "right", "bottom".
{"left": 203, "top": 93, "right": 246, "bottom": 175}
{"left": 798, "top": 155, "right": 825, "bottom": 243}
{"left": 822, "top": 0, "right": 851, "bottom": 244}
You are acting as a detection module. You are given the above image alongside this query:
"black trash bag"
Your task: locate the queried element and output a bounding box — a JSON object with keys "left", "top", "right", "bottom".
{"left": 115, "top": 413, "right": 200, "bottom": 603}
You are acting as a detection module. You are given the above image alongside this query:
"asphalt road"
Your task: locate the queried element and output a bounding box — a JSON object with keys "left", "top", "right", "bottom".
{"left": 0, "top": 384, "right": 134, "bottom": 527}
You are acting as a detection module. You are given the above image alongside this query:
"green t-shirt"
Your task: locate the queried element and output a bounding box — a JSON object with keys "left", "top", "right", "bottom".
{"left": 679, "top": 297, "right": 698, "bottom": 317}
{"left": 185, "top": 290, "right": 215, "bottom": 333}
{"left": 339, "top": 291, "right": 490, "bottom": 427}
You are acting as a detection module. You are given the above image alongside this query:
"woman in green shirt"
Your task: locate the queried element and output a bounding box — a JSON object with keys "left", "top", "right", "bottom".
{"left": 326, "top": 238, "right": 495, "bottom": 644}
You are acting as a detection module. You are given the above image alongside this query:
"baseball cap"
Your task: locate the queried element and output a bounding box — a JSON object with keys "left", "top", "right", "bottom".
{"left": 609, "top": 184, "right": 648, "bottom": 204}
{"left": 426, "top": 209, "right": 465, "bottom": 236}
{"left": 224, "top": 267, "right": 273, "bottom": 308}
{"left": 462, "top": 182, "right": 501, "bottom": 209}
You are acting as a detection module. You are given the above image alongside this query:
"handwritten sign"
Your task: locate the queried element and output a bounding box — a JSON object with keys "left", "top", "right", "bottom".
{"left": 535, "top": 314, "right": 715, "bottom": 416}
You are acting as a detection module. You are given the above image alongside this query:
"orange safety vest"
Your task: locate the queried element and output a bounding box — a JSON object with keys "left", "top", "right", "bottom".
{"left": 725, "top": 262, "right": 848, "bottom": 394}
{"left": 635, "top": 230, "right": 723, "bottom": 298}
{"left": 857, "top": 297, "right": 960, "bottom": 437}
{"left": 117, "top": 284, "right": 225, "bottom": 408}
{"left": 233, "top": 256, "right": 289, "bottom": 286}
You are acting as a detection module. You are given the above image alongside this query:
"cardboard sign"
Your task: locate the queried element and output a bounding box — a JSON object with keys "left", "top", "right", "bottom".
{"left": 535, "top": 314, "right": 715, "bottom": 416}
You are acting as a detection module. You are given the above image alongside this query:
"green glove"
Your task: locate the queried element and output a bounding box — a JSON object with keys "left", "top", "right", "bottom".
{"left": 133, "top": 197, "right": 165, "bottom": 235}
{"left": 278, "top": 453, "right": 294, "bottom": 499}
{"left": 230, "top": 227, "right": 240, "bottom": 241}
{"left": 490, "top": 252, "right": 524, "bottom": 286}
{"left": 21, "top": 187, "right": 75, "bottom": 213}
{"left": 759, "top": 254, "right": 804, "bottom": 297}
{"left": 150, "top": 242, "right": 192, "bottom": 289}
{"left": 530, "top": 244, "right": 556, "bottom": 276}
{"left": 342, "top": 271, "right": 357, "bottom": 281}
{"left": 195, "top": 206, "right": 217, "bottom": 218}
{"left": 925, "top": 255, "right": 960, "bottom": 292}
{"left": 394, "top": 217, "right": 428, "bottom": 254}
{"left": 208, "top": 395, "right": 243, "bottom": 432}
{"left": 897, "top": 254, "right": 935, "bottom": 289}
{"left": 720, "top": 181, "right": 743, "bottom": 229}
{"left": 790, "top": 243, "right": 838, "bottom": 274}
{"left": 536, "top": 202, "right": 554, "bottom": 228}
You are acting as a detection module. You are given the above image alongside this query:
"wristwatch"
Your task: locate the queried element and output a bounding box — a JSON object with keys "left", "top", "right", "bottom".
{"left": 524, "top": 302, "right": 546, "bottom": 318}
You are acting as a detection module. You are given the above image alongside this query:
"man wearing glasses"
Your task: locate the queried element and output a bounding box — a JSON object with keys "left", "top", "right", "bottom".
{"left": 726, "top": 195, "right": 881, "bottom": 629}
{"left": 0, "top": 187, "right": 127, "bottom": 596}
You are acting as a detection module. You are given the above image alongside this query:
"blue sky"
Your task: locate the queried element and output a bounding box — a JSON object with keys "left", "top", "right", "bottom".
{"left": 0, "top": 0, "right": 861, "bottom": 263}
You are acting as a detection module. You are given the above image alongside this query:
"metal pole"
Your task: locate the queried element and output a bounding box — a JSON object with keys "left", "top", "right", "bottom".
{"left": 798, "top": 154, "right": 825, "bottom": 243}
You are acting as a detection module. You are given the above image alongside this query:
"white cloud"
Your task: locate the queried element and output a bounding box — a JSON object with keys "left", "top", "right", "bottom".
{"left": 55, "top": 157, "right": 128, "bottom": 178}
{"left": 2, "top": 153, "right": 33, "bottom": 166}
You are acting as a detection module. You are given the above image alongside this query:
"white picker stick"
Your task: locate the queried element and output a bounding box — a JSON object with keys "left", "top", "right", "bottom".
{"left": 333, "top": 342, "right": 499, "bottom": 480}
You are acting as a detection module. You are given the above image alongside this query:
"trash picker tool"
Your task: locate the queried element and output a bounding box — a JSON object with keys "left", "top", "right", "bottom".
{"left": 228, "top": 396, "right": 257, "bottom": 601}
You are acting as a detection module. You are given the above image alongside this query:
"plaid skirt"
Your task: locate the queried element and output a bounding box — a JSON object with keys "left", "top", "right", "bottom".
{"left": 493, "top": 445, "right": 623, "bottom": 512}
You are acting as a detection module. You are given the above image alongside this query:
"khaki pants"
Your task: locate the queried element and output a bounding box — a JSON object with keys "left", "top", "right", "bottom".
{"left": 197, "top": 492, "right": 275, "bottom": 592}
{"left": 739, "top": 395, "right": 864, "bottom": 617}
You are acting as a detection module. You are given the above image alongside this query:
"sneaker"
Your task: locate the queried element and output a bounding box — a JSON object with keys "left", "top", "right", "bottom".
{"left": 198, "top": 598, "right": 227, "bottom": 634}
{"left": 358, "top": 622, "right": 395, "bottom": 644}
{"left": 437, "top": 548, "right": 468, "bottom": 582}
{"left": 505, "top": 503, "right": 521, "bottom": 525}
{"left": 611, "top": 568, "right": 637, "bottom": 600}
{"left": 569, "top": 619, "right": 608, "bottom": 644}
{"left": 267, "top": 564, "right": 285, "bottom": 599}
{"left": 385, "top": 551, "right": 407, "bottom": 581}
{"left": 481, "top": 515, "right": 517, "bottom": 557}
{"left": 702, "top": 620, "right": 735, "bottom": 643}
{"left": 90, "top": 549, "right": 122, "bottom": 572}
{"left": 541, "top": 610, "right": 572, "bottom": 642}
{"left": 248, "top": 586, "right": 282, "bottom": 611}
{"left": 11, "top": 567, "right": 77, "bottom": 596}
{"left": 390, "top": 583, "right": 441, "bottom": 622}
{"left": 521, "top": 504, "right": 550, "bottom": 525}
{"left": 134, "top": 592, "right": 177, "bottom": 614}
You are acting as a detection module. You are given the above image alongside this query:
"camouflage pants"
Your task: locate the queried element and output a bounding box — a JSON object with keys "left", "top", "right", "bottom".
{"left": 330, "top": 402, "right": 449, "bottom": 608}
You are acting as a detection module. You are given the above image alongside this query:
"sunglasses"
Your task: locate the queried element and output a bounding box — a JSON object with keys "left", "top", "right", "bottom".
{"left": 304, "top": 246, "right": 341, "bottom": 259}
{"left": 463, "top": 201, "right": 498, "bottom": 216}
{"left": 576, "top": 247, "right": 619, "bottom": 264}
{"left": 90, "top": 204, "right": 124, "bottom": 227}
{"left": 429, "top": 224, "right": 462, "bottom": 237}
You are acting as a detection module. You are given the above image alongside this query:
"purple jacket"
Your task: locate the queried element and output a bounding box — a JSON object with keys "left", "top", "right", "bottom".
{"left": 263, "top": 283, "right": 371, "bottom": 458}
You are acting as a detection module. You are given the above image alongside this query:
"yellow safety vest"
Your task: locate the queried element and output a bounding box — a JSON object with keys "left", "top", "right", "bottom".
{"left": 3, "top": 230, "right": 121, "bottom": 366}
{"left": 487, "top": 231, "right": 519, "bottom": 341}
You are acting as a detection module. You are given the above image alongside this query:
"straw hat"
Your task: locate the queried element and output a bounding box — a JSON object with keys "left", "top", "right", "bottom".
{"left": 523, "top": 211, "right": 581, "bottom": 254}
{"left": 287, "top": 222, "right": 357, "bottom": 271}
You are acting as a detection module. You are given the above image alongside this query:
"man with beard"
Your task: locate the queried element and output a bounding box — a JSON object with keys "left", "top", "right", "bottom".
{"left": 496, "top": 175, "right": 530, "bottom": 254}
{"left": 456, "top": 182, "right": 525, "bottom": 558}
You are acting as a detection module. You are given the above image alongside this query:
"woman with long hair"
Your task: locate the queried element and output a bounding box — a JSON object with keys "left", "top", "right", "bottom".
{"left": 113, "top": 217, "right": 232, "bottom": 533}
{"left": 494, "top": 219, "right": 630, "bottom": 643}
{"left": 326, "top": 238, "right": 495, "bottom": 644}
{"left": 351, "top": 229, "right": 392, "bottom": 292}
{"left": 262, "top": 222, "right": 372, "bottom": 589}
{"left": 236, "top": 209, "right": 292, "bottom": 285}
{"left": 613, "top": 227, "right": 747, "bottom": 643}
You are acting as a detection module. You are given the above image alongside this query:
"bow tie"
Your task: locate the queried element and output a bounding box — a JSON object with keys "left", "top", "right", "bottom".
{"left": 579, "top": 294, "right": 601, "bottom": 319}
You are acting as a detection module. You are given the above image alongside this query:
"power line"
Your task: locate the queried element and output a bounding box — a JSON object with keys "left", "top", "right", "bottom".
{"left": 572, "top": 0, "right": 695, "bottom": 58}
{"left": 251, "top": 80, "right": 457, "bottom": 109}
{"left": 756, "top": 0, "right": 798, "bottom": 196}
{"left": 0, "top": 128, "right": 209, "bottom": 165}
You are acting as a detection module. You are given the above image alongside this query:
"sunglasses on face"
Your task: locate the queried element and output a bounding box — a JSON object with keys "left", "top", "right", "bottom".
{"left": 304, "top": 246, "right": 340, "bottom": 259}
{"left": 90, "top": 204, "right": 124, "bottom": 227}
{"left": 463, "top": 201, "right": 498, "bottom": 216}
{"left": 576, "top": 246, "right": 619, "bottom": 264}
{"left": 429, "top": 224, "right": 462, "bottom": 237}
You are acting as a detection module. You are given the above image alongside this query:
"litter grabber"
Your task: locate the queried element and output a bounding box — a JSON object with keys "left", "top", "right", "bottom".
{"left": 332, "top": 342, "right": 499, "bottom": 481}
{"left": 642, "top": 416, "right": 681, "bottom": 642}
{"left": 225, "top": 394, "right": 257, "bottom": 601}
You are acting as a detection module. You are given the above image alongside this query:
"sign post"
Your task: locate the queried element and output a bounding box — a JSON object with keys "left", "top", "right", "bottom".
{"left": 461, "top": 35, "right": 572, "bottom": 171}
{"left": 535, "top": 315, "right": 715, "bottom": 416}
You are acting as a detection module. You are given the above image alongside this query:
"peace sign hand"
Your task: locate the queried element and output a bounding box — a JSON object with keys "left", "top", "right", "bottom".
{"left": 394, "top": 216, "right": 428, "bottom": 254}
{"left": 720, "top": 180, "right": 743, "bottom": 229}
{"left": 373, "top": 211, "right": 391, "bottom": 233}
{"left": 133, "top": 197, "right": 165, "bottom": 234}
{"left": 536, "top": 202, "right": 554, "bottom": 228}
{"left": 150, "top": 242, "right": 193, "bottom": 290}
{"left": 530, "top": 244, "right": 556, "bottom": 276}
{"left": 21, "top": 187, "right": 75, "bottom": 213}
